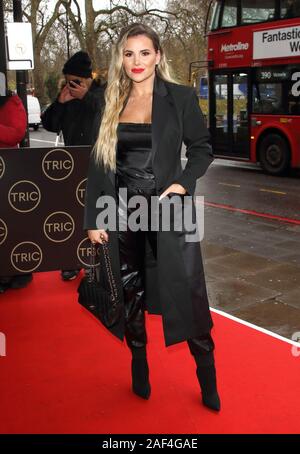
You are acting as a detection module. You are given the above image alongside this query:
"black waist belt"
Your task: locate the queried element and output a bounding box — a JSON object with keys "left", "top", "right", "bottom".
{"left": 116, "top": 171, "right": 156, "bottom": 191}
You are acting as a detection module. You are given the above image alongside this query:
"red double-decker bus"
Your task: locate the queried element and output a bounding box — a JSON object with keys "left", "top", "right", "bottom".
{"left": 203, "top": 0, "right": 300, "bottom": 175}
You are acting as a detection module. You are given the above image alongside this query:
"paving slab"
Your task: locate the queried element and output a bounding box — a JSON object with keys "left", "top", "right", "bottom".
{"left": 273, "top": 239, "right": 300, "bottom": 250}
{"left": 230, "top": 300, "right": 300, "bottom": 340}
{"left": 207, "top": 278, "right": 280, "bottom": 311}
{"left": 206, "top": 250, "right": 274, "bottom": 274}
{"left": 276, "top": 289, "right": 300, "bottom": 310}
{"left": 274, "top": 253, "right": 300, "bottom": 267}
{"left": 203, "top": 261, "right": 252, "bottom": 282}
{"left": 239, "top": 263, "right": 300, "bottom": 293}
{"left": 201, "top": 242, "right": 236, "bottom": 260}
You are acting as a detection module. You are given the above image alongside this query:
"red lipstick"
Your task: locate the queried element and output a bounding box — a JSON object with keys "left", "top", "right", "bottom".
{"left": 132, "top": 68, "right": 145, "bottom": 73}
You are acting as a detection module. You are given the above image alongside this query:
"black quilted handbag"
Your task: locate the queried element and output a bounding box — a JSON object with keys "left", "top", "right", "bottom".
{"left": 77, "top": 241, "right": 121, "bottom": 328}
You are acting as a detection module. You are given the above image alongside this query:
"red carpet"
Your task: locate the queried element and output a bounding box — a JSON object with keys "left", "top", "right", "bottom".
{"left": 0, "top": 271, "right": 299, "bottom": 434}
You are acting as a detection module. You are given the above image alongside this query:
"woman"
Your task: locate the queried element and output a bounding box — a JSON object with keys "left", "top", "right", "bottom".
{"left": 84, "top": 23, "right": 220, "bottom": 411}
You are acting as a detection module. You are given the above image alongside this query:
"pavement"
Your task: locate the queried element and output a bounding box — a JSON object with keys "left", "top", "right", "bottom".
{"left": 198, "top": 165, "right": 300, "bottom": 342}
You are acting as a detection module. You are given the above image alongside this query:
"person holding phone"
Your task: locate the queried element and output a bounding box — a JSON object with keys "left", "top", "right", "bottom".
{"left": 84, "top": 24, "right": 220, "bottom": 411}
{"left": 42, "top": 51, "right": 106, "bottom": 281}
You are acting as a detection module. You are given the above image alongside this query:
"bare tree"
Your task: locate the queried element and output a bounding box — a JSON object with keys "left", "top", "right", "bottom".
{"left": 21, "top": 0, "right": 66, "bottom": 103}
{"left": 63, "top": 0, "right": 178, "bottom": 71}
{"left": 3, "top": 0, "right": 210, "bottom": 102}
{"left": 165, "top": 0, "right": 211, "bottom": 83}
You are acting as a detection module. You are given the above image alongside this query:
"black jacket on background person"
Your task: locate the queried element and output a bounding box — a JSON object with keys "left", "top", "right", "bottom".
{"left": 84, "top": 75, "right": 214, "bottom": 346}
{"left": 42, "top": 79, "right": 105, "bottom": 145}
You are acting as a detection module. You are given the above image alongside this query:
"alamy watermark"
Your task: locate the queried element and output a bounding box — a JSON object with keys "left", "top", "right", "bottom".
{"left": 94, "top": 190, "right": 205, "bottom": 242}
{"left": 291, "top": 332, "right": 300, "bottom": 357}
{"left": 292, "top": 72, "right": 300, "bottom": 97}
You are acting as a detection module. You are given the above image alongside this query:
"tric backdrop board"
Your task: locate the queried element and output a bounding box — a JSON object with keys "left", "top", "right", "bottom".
{"left": 0, "top": 146, "right": 92, "bottom": 275}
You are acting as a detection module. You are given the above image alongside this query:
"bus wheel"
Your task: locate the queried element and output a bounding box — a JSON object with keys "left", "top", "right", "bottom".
{"left": 259, "top": 134, "right": 290, "bottom": 176}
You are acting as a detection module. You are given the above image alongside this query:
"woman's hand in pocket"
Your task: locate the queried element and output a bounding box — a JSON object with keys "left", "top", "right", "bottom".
{"left": 158, "top": 183, "right": 187, "bottom": 201}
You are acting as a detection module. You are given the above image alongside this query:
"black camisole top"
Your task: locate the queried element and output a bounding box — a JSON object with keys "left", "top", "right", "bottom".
{"left": 116, "top": 122, "right": 155, "bottom": 189}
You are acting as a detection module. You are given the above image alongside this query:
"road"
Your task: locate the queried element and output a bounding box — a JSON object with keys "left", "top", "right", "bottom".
{"left": 29, "top": 127, "right": 300, "bottom": 341}
{"left": 29, "top": 126, "right": 63, "bottom": 148}
{"left": 202, "top": 159, "right": 300, "bottom": 220}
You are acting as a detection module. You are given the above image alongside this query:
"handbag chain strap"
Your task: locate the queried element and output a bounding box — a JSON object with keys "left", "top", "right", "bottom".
{"left": 88, "top": 244, "right": 96, "bottom": 283}
{"left": 89, "top": 241, "right": 118, "bottom": 303}
{"left": 101, "top": 241, "right": 118, "bottom": 304}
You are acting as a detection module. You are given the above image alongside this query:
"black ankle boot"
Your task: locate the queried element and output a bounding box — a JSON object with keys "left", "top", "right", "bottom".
{"left": 130, "top": 346, "right": 151, "bottom": 400}
{"left": 131, "top": 357, "right": 151, "bottom": 400}
{"left": 196, "top": 364, "right": 220, "bottom": 411}
{"left": 194, "top": 353, "right": 220, "bottom": 411}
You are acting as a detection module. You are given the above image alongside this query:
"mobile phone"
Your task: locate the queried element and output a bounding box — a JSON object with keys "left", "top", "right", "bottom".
{"left": 69, "top": 79, "right": 81, "bottom": 86}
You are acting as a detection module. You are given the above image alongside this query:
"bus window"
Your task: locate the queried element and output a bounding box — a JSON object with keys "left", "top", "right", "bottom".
{"left": 209, "top": 0, "right": 222, "bottom": 30}
{"left": 233, "top": 73, "right": 248, "bottom": 150}
{"left": 253, "top": 83, "right": 283, "bottom": 114}
{"left": 214, "top": 75, "right": 228, "bottom": 128}
{"left": 241, "top": 0, "right": 276, "bottom": 24}
{"left": 214, "top": 75, "right": 228, "bottom": 99}
{"left": 221, "top": 0, "right": 238, "bottom": 28}
{"left": 199, "top": 77, "right": 209, "bottom": 122}
{"left": 199, "top": 77, "right": 208, "bottom": 98}
{"left": 281, "top": 0, "right": 300, "bottom": 19}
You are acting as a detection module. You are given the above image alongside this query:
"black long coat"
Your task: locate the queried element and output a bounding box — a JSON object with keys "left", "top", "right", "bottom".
{"left": 84, "top": 75, "right": 214, "bottom": 347}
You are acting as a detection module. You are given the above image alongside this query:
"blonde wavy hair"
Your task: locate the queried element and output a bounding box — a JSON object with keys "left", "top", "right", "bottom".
{"left": 93, "top": 23, "right": 178, "bottom": 170}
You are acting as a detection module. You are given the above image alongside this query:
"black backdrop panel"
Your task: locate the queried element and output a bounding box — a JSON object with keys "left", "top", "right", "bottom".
{"left": 0, "top": 146, "right": 92, "bottom": 275}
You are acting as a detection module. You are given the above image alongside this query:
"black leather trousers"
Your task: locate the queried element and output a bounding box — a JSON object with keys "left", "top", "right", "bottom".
{"left": 116, "top": 176, "right": 215, "bottom": 357}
